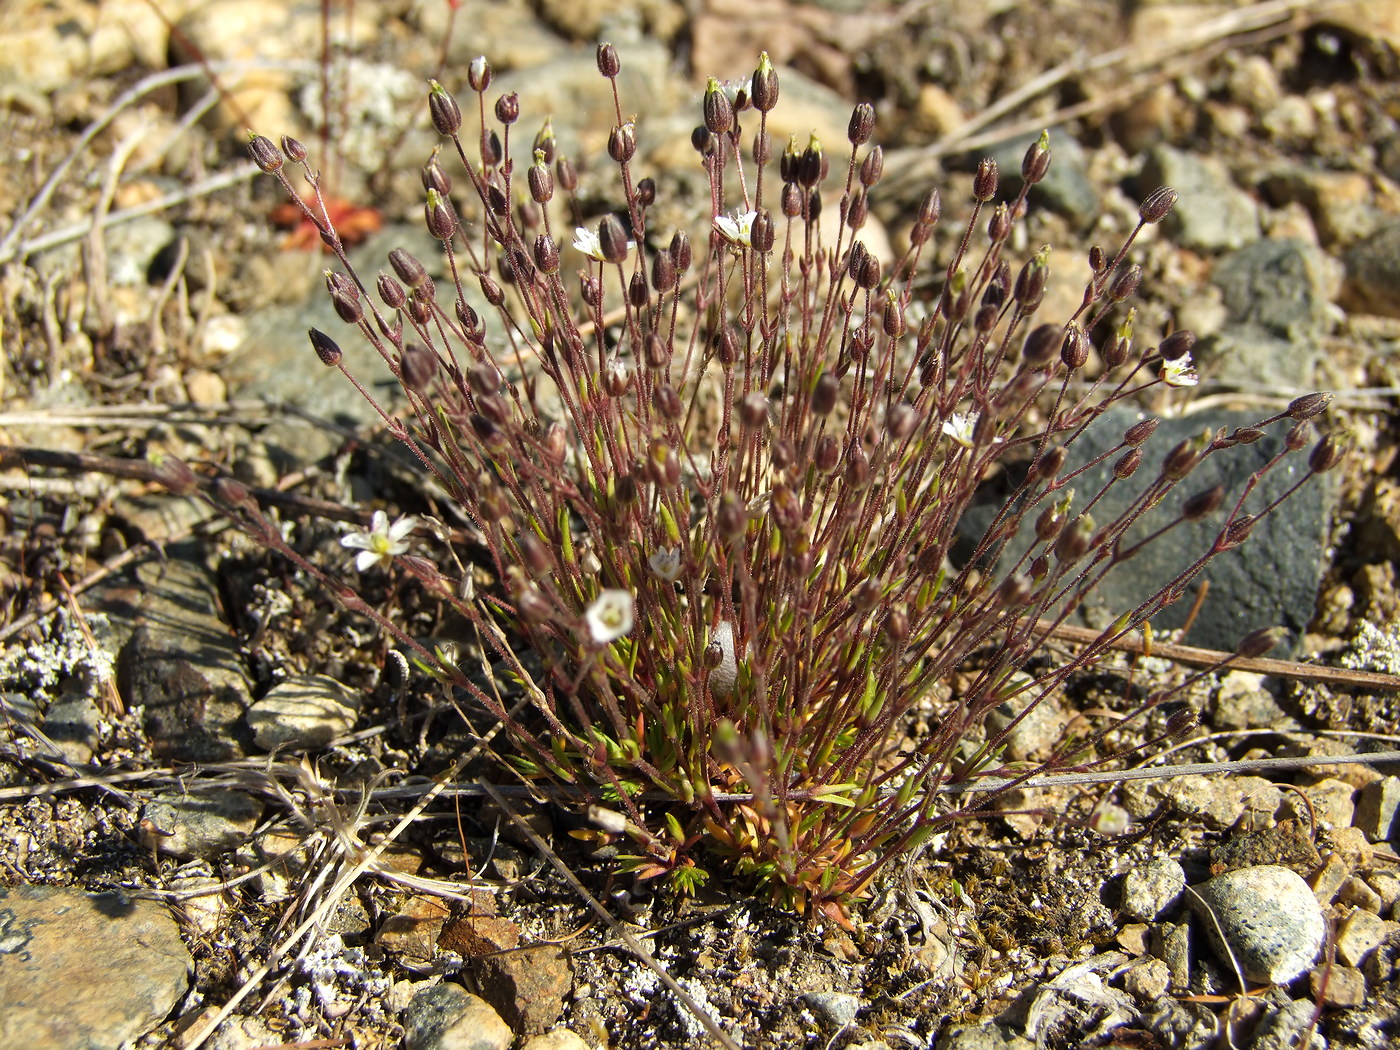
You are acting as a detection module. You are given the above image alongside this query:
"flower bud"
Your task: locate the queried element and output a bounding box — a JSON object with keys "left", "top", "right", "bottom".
{"left": 814, "top": 435, "right": 840, "bottom": 473}
{"left": 652, "top": 249, "right": 676, "bottom": 292}
{"left": 151, "top": 454, "right": 199, "bottom": 497}
{"left": 750, "top": 210, "right": 775, "bottom": 253}
{"left": 467, "top": 57, "right": 492, "bottom": 93}
{"left": 555, "top": 155, "right": 578, "bottom": 192}
{"left": 781, "top": 182, "right": 803, "bottom": 218}
{"left": 1014, "top": 252, "right": 1049, "bottom": 309}
{"left": 400, "top": 342, "right": 437, "bottom": 389}
{"left": 1181, "top": 484, "right": 1224, "bottom": 521}
{"left": 1219, "top": 514, "right": 1256, "bottom": 549}
{"left": 714, "top": 325, "right": 740, "bottom": 366}
{"left": 988, "top": 203, "right": 1011, "bottom": 243}
{"left": 596, "top": 42, "right": 620, "bottom": 78}
{"left": 543, "top": 422, "right": 568, "bottom": 466}
{"left": 656, "top": 384, "right": 683, "bottom": 420}
{"left": 608, "top": 121, "right": 637, "bottom": 163}
{"left": 1021, "top": 130, "right": 1051, "bottom": 184}
{"left": 280, "top": 135, "right": 307, "bottom": 163}
{"left": 739, "top": 392, "right": 770, "bottom": 429}
{"left": 717, "top": 492, "right": 747, "bottom": 539}
{"left": 704, "top": 77, "right": 734, "bottom": 135}
{"left": 1113, "top": 448, "right": 1142, "bottom": 479}
{"left": 377, "top": 273, "right": 407, "bottom": 309}
{"left": 1161, "top": 438, "right": 1199, "bottom": 480}
{"left": 598, "top": 214, "right": 631, "bottom": 264}
{"left": 529, "top": 152, "right": 553, "bottom": 203}
{"left": 1308, "top": 433, "right": 1346, "bottom": 474}
{"left": 309, "top": 327, "right": 342, "bottom": 366}
{"left": 533, "top": 233, "right": 560, "bottom": 274}
{"left": 860, "top": 145, "right": 884, "bottom": 187}
{"left": 424, "top": 189, "right": 458, "bottom": 240}
{"left": 798, "top": 134, "right": 824, "bottom": 188}
{"left": 883, "top": 292, "right": 906, "bottom": 338}
{"left": 848, "top": 101, "right": 875, "bottom": 146}
{"left": 1139, "top": 186, "right": 1178, "bottom": 224}
{"left": 670, "top": 230, "right": 692, "bottom": 274}
{"left": 389, "top": 248, "right": 429, "bottom": 289}
{"left": 812, "top": 373, "right": 839, "bottom": 415}
{"left": 752, "top": 51, "right": 779, "bottom": 112}
{"left": 1124, "top": 418, "right": 1159, "bottom": 446}
{"left": 1022, "top": 323, "right": 1059, "bottom": 365}
{"left": 1287, "top": 392, "right": 1332, "bottom": 420}
{"left": 325, "top": 272, "right": 363, "bottom": 324}
{"left": 973, "top": 158, "right": 998, "bottom": 201}
{"left": 1109, "top": 264, "right": 1141, "bottom": 302}
{"left": 1036, "top": 446, "right": 1066, "bottom": 482}
{"left": 917, "top": 188, "right": 941, "bottom": 228}
{"left": 1060, "top": 323, "right": 1089, "bottom": 370}
{"left": 1054, "top": 514, "right": 1094, "bottom": 561}
{"left": 494, "top": 92, "right": 519, "bottom": 125}
{"left": 636, "top": 177, "right": 656, "bottom": 207}
{"left": 246, "top": 133, "right": 283, "bottom": 173}
{"left": 428, "top": 80, "right": 462, "bottom": 136}
{"left": 845, "top": 444, "right": 871, "bottom": 489}
{"left": 1235, "top": 626, "right": 1286, "bottom": 659}
{"left": 1035, "top": 504, "right": 1066, "bottom": 543}
{"left": 1166, "top": 707, "right": 1198, "bottom": 736}
{"left": 479, "top": 273, "right": 504, "bottom": 307}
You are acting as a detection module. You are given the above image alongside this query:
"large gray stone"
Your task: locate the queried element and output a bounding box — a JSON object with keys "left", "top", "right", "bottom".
{"left": 0, "top": 886, "right": 191, "bottom": 1050}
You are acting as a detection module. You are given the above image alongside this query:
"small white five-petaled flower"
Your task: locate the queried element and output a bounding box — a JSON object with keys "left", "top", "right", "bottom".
{"left": 585, "top": 589, "right": 635, "bottom": 644}
{"left": 1160, "top": 353, "right": 1199, "bottom": 388}
{"left": 648, "top": 547, "right": 683, "bottom": 582}
{"left": 341, "top": 511, "right": 418, "bottom": 571}
{"left": 713, "top": 209, "right": 758, "bottom": 247}
{"left": 942, "top": 412, "right": 978, "bottom": 448}
{"left": 572, "top": 226, "right": 635, "bottom": 262}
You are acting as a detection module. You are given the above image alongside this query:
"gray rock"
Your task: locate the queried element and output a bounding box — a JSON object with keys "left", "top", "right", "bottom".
{"left": 246, "top": 674, "right": 360, "bottom": 751}
{"left": 1140, "top": 145, "right": 1260, "bottom": 252}
{"left": 403, "top": 983, "right": 512, "bottom": 1050}
{"left": 1355, "top": 776, "right": 1400, "bottom": 842}
{"left": 117, "top": 543, "right": 251, "bottom": 762}
{"left": 1343, "top": 221, "right": 1400, "bottom": 319}
{"left": 799, "top": 990, "right": 861, "bottom": 1029}
{"left": 103, "top": 216, "right": 177, "bottom": 287}
{"left": 984, "top": 680, "right": 1068, "bottom": 762}
{"left": 1250, "top": 999, "right": 1326, "bottom": 1050}
{"left": 937, "top": 1021, "right": 1033, "bottom": 1050}
{"left": 0, "top": 886, "right": 191, "bottom": 1050}
{"left": 1200, "top": 238, "right": 1334, "bottom": 387}
{"left": 41, "top": 693, "right": 103, "bottom": 765}
{"left": 1121, "top": 956, "right": 1172, "bottom": 1000}
{"left": 1142, "top": 999, "right": 1218, "bottom": 1050}
{"left": 1311, "top": 963, "right": 1367, "bottom": 1008}
{"left": 1211, "top": 672, "right": 1296, "bottom": 731}
{"left": 989, "top": 132, "right": 1099, "bottom": 227}
{"left": 1188, "top": 865, "right": 1325, "bottom": 985}
{"left": 143, "top": 791, "right": 262, "bottom": 859}
{"left": 960, "top": 406, "right": 1334, "bottom": 653}
{"left": 1120, "top": 856, "right": 1186, "bottom": 921}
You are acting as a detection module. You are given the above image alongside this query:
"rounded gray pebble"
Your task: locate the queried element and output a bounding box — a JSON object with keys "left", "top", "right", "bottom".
{"left": 1188, "top": 865, "right": 1325, "bottom": 985}
{"left": 1120, "top": 856, "right": 1186, "bottom": 921}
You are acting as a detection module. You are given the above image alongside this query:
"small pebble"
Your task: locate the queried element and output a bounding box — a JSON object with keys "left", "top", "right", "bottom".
{"left": 1120, "top": 856, "right": 1185, "bottom": 921}
{"left": 1188, "top": 865, "right": 1325, "bottom": 984}
{"left": 1335, "top": 907, "right": 1391, "bottom": 968}
{"left": 1310, "top": 964, "right": 1367, "bottom": 1008}
{"left": 799, "top": 991, "right": 860, "bottom": 1029}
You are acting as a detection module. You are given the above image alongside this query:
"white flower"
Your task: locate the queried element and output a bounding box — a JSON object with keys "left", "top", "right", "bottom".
{"left": 572, "top": 225, "right": 635, "bottom": 262}
{"left": 942, "top": 412, "right": 977, "bottom": 448}
{"left": 1160, "top": 353, "right": 1199, "bottom": 388}
{"left": 585, "top": 589, "right": 634, "bottom": 644}
{"left": 648, "top": 547, "right": 682, "bottom": 582}
{"left": 340, "top": 511, "right": 417, "bottom": 571}
{"left": 714, "top": 209, "right": 757, "bottom": 247}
